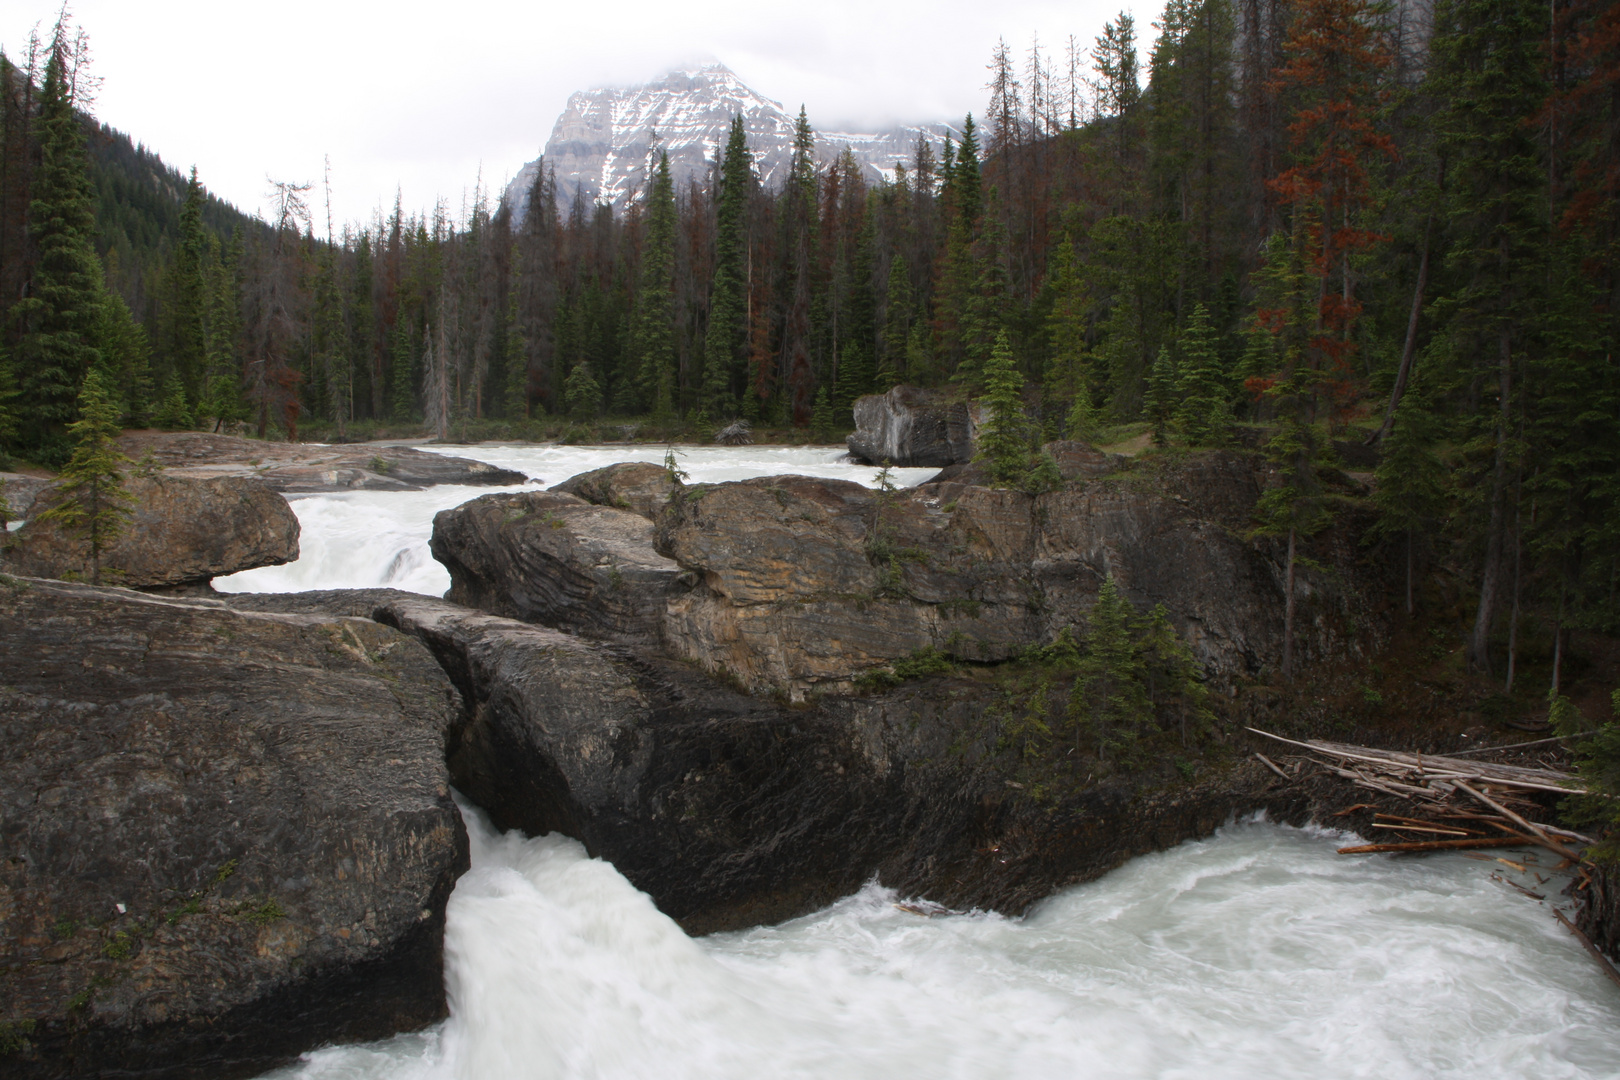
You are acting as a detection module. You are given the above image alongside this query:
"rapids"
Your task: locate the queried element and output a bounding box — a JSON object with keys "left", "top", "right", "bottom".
{"left": 228, "top": 442, "right": 1616, "bottom": 1079}
{"left": 262, "top": 803, "right": 1617, "bottom": 1080}
{"left": 214, "top": 444, "right": 937, "bottom": 595}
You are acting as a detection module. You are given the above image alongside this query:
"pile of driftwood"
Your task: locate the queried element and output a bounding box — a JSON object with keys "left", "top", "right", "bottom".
{"left": 1247, "top": 726, "right": 1594, "bottom": 862}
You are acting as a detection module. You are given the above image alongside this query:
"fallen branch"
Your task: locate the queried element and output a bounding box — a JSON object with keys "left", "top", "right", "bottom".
{"left": 1553, "top": 909, "right": 1620, "bottom": 992}
{"left": 1455, "top": 781, "right": 1584, "bottom": 863}
{"left": 1338, "top": 836, "right": 1539, "bottom": 854}
{"left": 1370, "top": 822, "right": 1472, "bottom": 837}
{"left": 1254, "top": 752, "right": 1291, "bottom": 781}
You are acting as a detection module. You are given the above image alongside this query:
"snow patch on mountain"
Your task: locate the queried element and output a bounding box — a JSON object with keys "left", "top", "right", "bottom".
{"left": 503, "top": 62, "right": 953, "bottom": 223}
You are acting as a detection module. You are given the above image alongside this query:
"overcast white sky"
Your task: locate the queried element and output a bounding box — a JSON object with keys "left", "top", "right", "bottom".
{"left": 4, "top": 0, "right": 1143, "bottom": 229}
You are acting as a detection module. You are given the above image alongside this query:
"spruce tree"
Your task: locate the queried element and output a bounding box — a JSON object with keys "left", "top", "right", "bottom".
{"left": 810, "top": 386, "right": 835, "bottom": 442}
{"left": 161, "top": 167, "right": 208, "bottom": 403}
{"left": 152, "top": 373, "right": 193, "bottom": 430}
{"left": 390, "top": 324, "right": 416, "bottom": 420}
{"left": 881, "top": 252, "right": 913, "bottom": 384}
{"left": 974, "top": 330, "right": 1030, "bottom": 486}
{"left": 13, "top": 33, "right": 104, "bottom": 460}
{"left": 702, "top": 117, "right": 752, "bottom": 416}
{"left": 632, "top": 152, "right": 677, "bottom": 416}
{"left": 38, "top": 369, "right": 133, "bottom": 585}
{"left": 1366, "top": 383, "right": 1445, "bottom": 615}
{"left": 1144, "top": 345, "right": 1178, "bottom": 445}
{"left": 1069, "top": 575, "right": 1152, "bottom": 761}
{"left": 564, "top": 359, "right": 601, "bottom": 421}
{"left": 95, "top": 292, "right": 153, "bottom": 426}
{"left": 1174, "top": 302, "right": 1230, "bottom": 444}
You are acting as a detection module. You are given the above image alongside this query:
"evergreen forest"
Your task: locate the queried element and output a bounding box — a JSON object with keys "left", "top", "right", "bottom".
{"left": 1, "top": 0, "right": 1617, "bottom": 686}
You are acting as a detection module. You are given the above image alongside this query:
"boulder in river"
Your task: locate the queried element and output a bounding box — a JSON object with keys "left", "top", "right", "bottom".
{"left": 846, "top": 385, "right": 976, "bottom": 468}
{"left": 431, "top": 489, "right": 685, "bottom": 646}
{"left": 1, "top": 471, "right": 299, "bottom": 589}
{"left": 550, "top": 461, "right": 680, "bottom": 521}
{"left": 0, "top": 577, "right": 467, "bottom": 1079}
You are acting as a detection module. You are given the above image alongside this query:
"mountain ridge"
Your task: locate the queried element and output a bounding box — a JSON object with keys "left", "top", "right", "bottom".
{"left": 502, "top": 61, "right": 953, "bottom": 221}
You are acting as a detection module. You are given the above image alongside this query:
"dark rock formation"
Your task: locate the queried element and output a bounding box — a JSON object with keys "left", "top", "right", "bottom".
{"left": 115, "top": 432, "right": 527, "bottom": 493}
{"left": 651, "top": 455, "right": 1384, "bottom": 699}
{"left": 1041, "top": 440, "right": 1127, "bottom": 481}
{"left": 0, "top": 578, "right": 468, "bottom": 1080}
{"left": 847, "top": 385, "right": 976, "bottom": 467}
{"left": 218, "top": 591, "right": 1364, "bottom": 938}
{"left": 2, "top": 472, "right": 299, "bottom": 589}
{"left": 431, "top": 490, "right": 684, "bottom": 646}
{"left": 550, "top": 461, "right": 679, "bottom": 520}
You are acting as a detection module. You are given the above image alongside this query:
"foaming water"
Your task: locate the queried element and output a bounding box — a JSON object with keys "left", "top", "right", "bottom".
{"left": 216, "top": 445, "right": 935, "bottom": 595}
{"left": 262, "top": 805, "right": 1619, "bottom": 1080}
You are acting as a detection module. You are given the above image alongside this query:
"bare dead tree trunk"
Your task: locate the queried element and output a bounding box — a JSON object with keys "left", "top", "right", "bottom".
{"left": 1372, "top": 216, "right": 1432, "bottom": 445}
{"left": 1406, "top": 527, "right": 1415, "bottom": 616}
{"left": 1283, "top": 526, "right": 1297, "bottom": 681}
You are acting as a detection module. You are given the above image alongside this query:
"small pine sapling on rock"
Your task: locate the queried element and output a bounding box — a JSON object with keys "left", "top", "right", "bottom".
{"left": 38, "top": 369, "right": 134, "bottom": 585}
{"left": 975, "top": 330, "right": 1032, "bottom": 486}
{"left": 152, "top": 373, "right": 193, "bottom": 430}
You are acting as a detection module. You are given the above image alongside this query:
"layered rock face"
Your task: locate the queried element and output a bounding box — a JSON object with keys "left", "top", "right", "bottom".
{"left": 2, "top": 472, "right": 299, "bottom": 588}
{"left": 0, "top": 579, "right": 467, "bottom": 1079}
{"left": 649, "top": 455, "right": 1382, "bottom": 700}
{"left": 846, "top": 385, "right": 977, "bottom": 467}
{"left": 431, "top": 490, "right": 684, "bottom": 646}
{"left": 114, "top": 432, "right": 526, "bottom": 493}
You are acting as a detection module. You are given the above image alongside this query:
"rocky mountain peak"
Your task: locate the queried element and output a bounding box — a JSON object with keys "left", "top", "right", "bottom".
{"left": 503, "top": 62, "right": 953, "bottom": 222}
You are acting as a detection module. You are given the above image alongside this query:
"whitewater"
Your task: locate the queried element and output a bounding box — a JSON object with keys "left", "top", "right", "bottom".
{"left": 230, "top": 443, "right": 1617, "bottom": 1080}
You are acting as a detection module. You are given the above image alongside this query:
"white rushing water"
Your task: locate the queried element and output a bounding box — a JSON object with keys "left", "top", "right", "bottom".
{"left": 263, "top": 805, "right": 1617, "bottom": 1080}
{"left": 226, "top": 443, "right": 1617, "bottom": 1078}
{"left": 215, "top": 444, "right": 938, "bottom": 596}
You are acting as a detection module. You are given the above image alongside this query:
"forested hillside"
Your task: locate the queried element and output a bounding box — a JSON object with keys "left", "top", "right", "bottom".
{"left": 0, "top": 0, "right": 1616, "bottom": 686}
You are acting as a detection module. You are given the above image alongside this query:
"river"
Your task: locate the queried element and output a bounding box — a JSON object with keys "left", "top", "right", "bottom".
{"left": 235, "top": 443, "right": 1617, "bottom": 1079}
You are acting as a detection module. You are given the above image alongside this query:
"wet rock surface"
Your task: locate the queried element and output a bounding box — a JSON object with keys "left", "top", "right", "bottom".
{"left": 2, "top": 472, "right": 299, "bottom": 588}
{"left": 114, "top": 432, "right": 527, "bottom": 493}
{"left": 846, "top": 385, "right": 976, "bottom": 467}
{"left": 0, "top": 578, "right": 468, "bottom": 1080}
{"left": 431, "top": 490, "right": 685, "bottom": 646}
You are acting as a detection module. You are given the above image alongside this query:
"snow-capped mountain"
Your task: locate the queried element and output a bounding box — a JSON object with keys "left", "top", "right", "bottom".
{"left": 503, "top": 62, "right": 953, "bottom": 222}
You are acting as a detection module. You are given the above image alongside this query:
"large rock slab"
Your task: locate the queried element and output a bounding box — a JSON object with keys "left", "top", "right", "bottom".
{"left": 0, "top": 474, "right": 52, "bottom": 523}
{"left": 651, "top": 453, "right": 1385, "bottom": 699}
{"left": 550, "top": 461, "right": 679, "bottom": 520}
{"left": 431, "top": 490, "right": 684, "bottom": 646}
{"left": 2, "top": 472, "right": 299, "bottom": 588}
{"left": 0, "top": 578, "right": 468, "bottom": 1079}
{"left": 115, "top": 432, "right": 527, "bottom": 493}
{"left": 847, "top": 385, "right": 976, "bottom": 467}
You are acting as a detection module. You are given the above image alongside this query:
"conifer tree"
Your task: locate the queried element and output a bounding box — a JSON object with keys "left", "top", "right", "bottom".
{"left": 810, "top": 386, "right": 835, "bottom": 442}
{"left": 389, "top": 324, "right": 416, "bottom": 420}
{"left": 38, "top": 369, "right": 133, "bottom": 585}
{"left": 152, "top": 373, "right": 193, "bottom": 430}
{"left": 881, "top": 252, "right": 913, "bottom": 384}
{"left": 160, "top": 167, "right": 208, "bottom": 403}
{"left": 632, "top": 152, "right": 677, "bottom": 416}
{"left": 1173, "top": 302, "right": 1230, "bottom": 444}
{"left": 95, "top": 291, "right": 152, "bottom": 426}
{"left": 975, "top": 330, "right": 1030, "bottom": 486}
{"left": 702, "top": 117, "right": 752, "bottom": 416}
{"left": 1139, "top": 602, "right": 1214, "bottom": 746}
{"left": 1069, "top": 575, "right": 1152, "bottom": 760}
{"left": 1366, "top": 383, "right": 1445, "bottom": 615}
{"left": 564, "top": 358, "right": 601, "bottom": 421}
{"left": 1045, "top": 238, "right": 1092, "bottom": 438}
{"left": 13, "top": 26, "right": 104, "bottom": 460}
{"left": 1143, "top": 345, "right": 1178, "bottom": 445}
